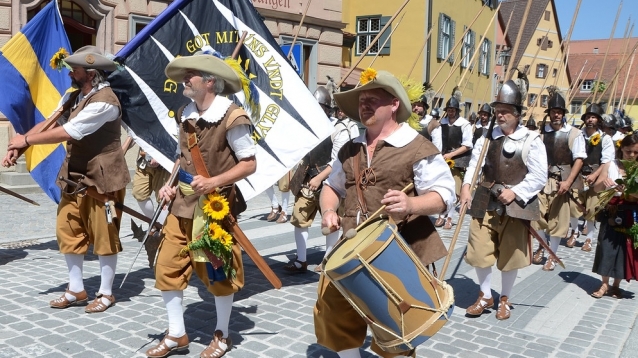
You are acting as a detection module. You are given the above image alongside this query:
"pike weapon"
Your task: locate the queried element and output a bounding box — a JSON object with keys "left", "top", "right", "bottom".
{"left": 0, "top": 185, "right": 40, "bottom": 206}
{"left": 566, "top": 189, "right": 587, "bottom": 215}
{"left": 120, "top": 162, "right": 180, "bottom": 288}
{"left": 495, "top": 188, "right": 565, "bottom": 268}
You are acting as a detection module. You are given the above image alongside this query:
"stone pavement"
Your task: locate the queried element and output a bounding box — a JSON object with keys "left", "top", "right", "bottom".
{"left": 0, "top": 189, "right": 637, "bottom": 357}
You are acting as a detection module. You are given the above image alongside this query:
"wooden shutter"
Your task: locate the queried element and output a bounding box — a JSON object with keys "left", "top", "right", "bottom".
{"left": 486, "top": 39, "right": 491, "bottom": 75}
{"left": 437, "top": 13, "right": 445, "bottom": 59}
{"left": 379, "top": 16, "right": 391, "bottom": 55}
{"left": 469, "top": 30, "right": 476, "bottom": 70}
{"left": 449, "top": 19, "right": 456, "bottom": 63}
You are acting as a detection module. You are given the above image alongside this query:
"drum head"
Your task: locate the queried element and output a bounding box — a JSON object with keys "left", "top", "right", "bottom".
{"left": 324, "top": 219, "right": 389, "bottom": 273}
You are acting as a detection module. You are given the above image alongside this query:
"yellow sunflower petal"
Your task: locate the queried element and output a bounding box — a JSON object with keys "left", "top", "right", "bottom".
{"left": 360, "top": 68, "right": 377, "bottom": 85}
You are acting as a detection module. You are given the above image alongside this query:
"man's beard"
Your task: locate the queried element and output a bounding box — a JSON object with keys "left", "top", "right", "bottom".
{"left": 71, "top": 78, "right": 83, "bottom": 89}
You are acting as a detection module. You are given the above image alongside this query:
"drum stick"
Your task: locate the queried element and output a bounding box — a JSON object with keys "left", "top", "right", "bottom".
{"left": 344, "top": 183, "right": 414, "bottom": 240}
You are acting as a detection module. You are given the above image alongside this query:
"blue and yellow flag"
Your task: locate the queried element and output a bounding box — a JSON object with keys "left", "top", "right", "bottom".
{"left": 0, "top": 1, "right": 71, "bottom": 203}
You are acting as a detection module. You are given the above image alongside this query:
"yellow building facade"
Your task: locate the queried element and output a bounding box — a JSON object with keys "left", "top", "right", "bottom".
{"left": 497, "top": 0, "right": 571, "bottom": 124}
{"left": 341, "top": 0, "right": 498, "bottom": 116}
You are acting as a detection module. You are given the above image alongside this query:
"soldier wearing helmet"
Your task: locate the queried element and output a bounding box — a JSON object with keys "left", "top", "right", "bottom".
{"left": 284, "top": 85, "right": 359, "bottom": 273}
{"left": 531, "top": 91, "right": 586, "bottom": 271}
{"left": 460, "top": 80, "right": 547, "bottom": 321}
{"left": 436, "top": 96, "right": 473, "bottom": 230}
{"left": 415, "top": 96, "right": 442, "bottom": 152}
{"left": 602, "top": 114, "right": 625, "bottom": 142}
{"left": 472, "top": 103, "right": 492, "bottom": 145}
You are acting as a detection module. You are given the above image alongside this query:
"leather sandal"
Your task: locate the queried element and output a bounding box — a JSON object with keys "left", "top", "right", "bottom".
{"left": 532, "top": 248, "right": 545, "bottom": 265}
{"left": 609, "top": 286, "right": 622, "bottom": 299}
{"left": 434, "top": 217, "right": 445, "bottom": 227}
{"left": 466, "top": 292, "right": 494, "bottom": 317}
{"left": 50, "top": 289, "right": 88, "bottom": 309}
{"left": 283, "top": 259, "right": 308, "bottom": 273}
{"left": 591, "top": 283, "right": 608, "bottom": 298}
{"left": 85, "top": 293, "right": 115, "bottom": 313}
{"left": 200, "top": 330, "right": 232, "bottom": 358}
{"left": 443, "top": 217, "right": 453, "bottom": 230}
{"left": 565, "top": 230, "right": 578, "bottom": 248}
{"left": 542, "top": 257, "right": 556, "bottom": 271}
{"left": 266, "top": 205, "right": 282, "bottom": 222}
{"left": 495, "top": 296, "right": 511, "bottom": 320}
{"left": 146, "top": 334, "right": 189, "bottom": 358}
{"left": 581, "top": 238, "right": 592, "bottom": 252}
{"left": 275, "top": 211, "right": 288, "bottom": 223}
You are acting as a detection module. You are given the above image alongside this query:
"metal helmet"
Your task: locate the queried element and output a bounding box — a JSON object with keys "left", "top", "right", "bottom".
{"left": 580, "top": 103, "right": 604, "bottom": 122}
{"left": 491, "top": 80, "right": 524, "bottom": 110}
{"left": 444, "top": 97, "right": 461, "bottom": 111}
{"left": 601, "top": 114, "right": 618, "bottom": 130}
{"left": 526, "top": 118, "right": 537, "bottom": 129}
{"left": 314, "top": 86, "right": 332, "bottom": 108}
{"left": 477, "top": 103, "right": 493, "bottom": 116}
{"left": 623, "top": 116, "right": 634, "bottom": 130}
{"left": 544, "top": 92, "right": 568, "bottom": 114}
{"left": 430, "top": 108, "right": 440, "bottom": 118}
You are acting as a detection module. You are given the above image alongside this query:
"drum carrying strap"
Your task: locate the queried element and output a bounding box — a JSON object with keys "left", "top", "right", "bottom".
{"left": 354, "top": 145, "right": 369, "bottom": 219}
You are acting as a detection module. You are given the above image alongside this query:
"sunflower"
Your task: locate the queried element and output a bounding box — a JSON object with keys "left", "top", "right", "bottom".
{"left": 49, "top": 48, "right": 70, "bottom": 71}
{"left": 208, "top": 222, "right": 225, "bottom": 239}
{"left": 616, "top": 139, "right": 623, "bottom": 148}
{"left": 589, "top": 133, "right": 601, "bottom": 146}
{"left": 221, "top": 232, "right": 233, "bottom": 249}
{"left": 446, "top": 158, "right": 455, "bottom": 169}
{"left": 202, "top": 192, "right": 230, "bottom": 220}
{"left": 360, "top": 68, "right": 377, "bottom": 85}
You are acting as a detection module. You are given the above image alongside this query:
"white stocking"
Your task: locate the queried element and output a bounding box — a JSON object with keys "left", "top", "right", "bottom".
{"left": 569, "top": 217, "right": 580, "bottom": 235}
{"left": 475, "top": 267, "right": 493, "bottom": 299}
{"left": 162, "top": 290, "right": 185, "bottom": 346}
{"left": 98, "top": 254, "right": 117, "bottom": 306}
{"left": 265, "top": 186, "right": 278, "bottom": 208}
{"left": 65, "top": 254, "right": 84, "bottom": 301}
{"left": 586, "top": 220, "right": 596, "bottom": 240}
{"left": 549, "top": 236, "right": 561, "bottom": 254}
{"left": 294, "top": 227, "right": 309, "bottom": 263}
{"left": 215, "top": 294, "right": 234, "bottom": 337}
{"left": 138, "top": 198, "right": 155, "bottom": 219}
{"left": 280, "top": 191, "right": 290, "bottom": 213}
{"left": 501, "top": 269, "right": 518, "bottom": 298}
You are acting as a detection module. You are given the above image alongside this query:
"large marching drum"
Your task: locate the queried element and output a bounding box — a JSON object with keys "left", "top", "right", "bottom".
{"left": 323, "top": 218, "right": 454, "bottom": 353}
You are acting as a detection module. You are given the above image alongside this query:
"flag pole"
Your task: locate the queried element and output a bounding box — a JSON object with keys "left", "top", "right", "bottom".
{"left": 336, "top": 0, "right": 412, "bottom": 88}
{"left": 504, "top": 0, "right": 533, "bottom": 81}
{"left": 552, "top": 0, "right": 582, "bottom": 88}
{"left": 287, "top": 0, "right": 312, "bottom": 58}
{"left": 566, "top": 61, "right": 589, "bottom": 104}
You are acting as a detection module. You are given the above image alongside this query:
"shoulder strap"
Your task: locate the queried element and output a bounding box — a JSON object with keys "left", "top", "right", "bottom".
{"left": 183, "top": 120, "right": 211, "bottom": 178}
{"left": 353, "top": 144, "right": 369, "bottom": 218}
{"left": 521, "top": 131, "right": 540, "bottom": 163}
{"left": 176, "top": 105, "right": 186, "bottom": 125}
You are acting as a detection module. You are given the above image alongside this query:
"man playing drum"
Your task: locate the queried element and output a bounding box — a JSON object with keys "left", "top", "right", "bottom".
{"left": 315, "top": 69, "right": 455, "bottom": 357}
{"left": 460, "top": 80, "right": 548, "bottom": 320}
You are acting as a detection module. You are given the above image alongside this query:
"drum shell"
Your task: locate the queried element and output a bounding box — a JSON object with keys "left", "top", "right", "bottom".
{"left": 324, "top": 220, "right": 454, "bottom": 353}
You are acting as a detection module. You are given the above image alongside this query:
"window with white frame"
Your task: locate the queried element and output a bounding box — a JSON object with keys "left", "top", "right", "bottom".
{"left": 437, "top": 14, "right": 455, "bottom": 63}
{"left": 479, "top": 38, "right": 491, "bottom": 75}
{"left": 570, "top": 101, "right": 582, "bottom": 114}
{"left": 129, "top": 14, "right": 153, "bottom": 38}
{"left": 356, "top": 16, "right": 392, "bottom": 56}
{"left": 541, "top": 95, "right": 548, "bottom": 108}
{"left": 461, "top": 28, "right": 475, "bottom": 69}
{"left": 528, "top": 93, "right": 537, "bottom": 107}
{"left": 536, "top": 64, "right": 547, "bottom": 78}
{"left": 581, "top": 80, "right": 593, "bottom": 91}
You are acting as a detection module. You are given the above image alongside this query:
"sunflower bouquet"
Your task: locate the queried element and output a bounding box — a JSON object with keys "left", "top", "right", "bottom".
{"left": 50, "top": 48, "right": 71, "bottom": 71}
{"left": 179, "top": 192, "right": 235, "bottom": 279}
{"left": 589, "top": 133, "right": 601, "bottom": 146}
{"left": 587, "top": 159, "right": 638, "bottom": 222}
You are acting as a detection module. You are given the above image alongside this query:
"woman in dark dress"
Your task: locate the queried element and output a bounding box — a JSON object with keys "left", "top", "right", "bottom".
{"left": 591, "top": 133, "right": 638, "bottom": 298}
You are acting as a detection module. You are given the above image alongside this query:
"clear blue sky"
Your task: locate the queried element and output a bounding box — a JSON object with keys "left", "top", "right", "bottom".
{"left": 554, "top": 0, "right": 637, "bottom": 40}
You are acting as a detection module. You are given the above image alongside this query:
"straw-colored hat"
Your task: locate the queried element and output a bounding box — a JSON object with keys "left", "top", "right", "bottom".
{"left": 165, "top": 52, "right": 241, "bottom": 95}
{"left": 333, "top": 70, "right": 411, "bottom": 123}
{"left": 64, "top": 45, "right": 117, "bottom": 71}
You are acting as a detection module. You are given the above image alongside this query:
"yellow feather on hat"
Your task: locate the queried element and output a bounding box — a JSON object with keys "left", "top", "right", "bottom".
{"left": 400, "top": 77, "right": 424, "bottom": 131}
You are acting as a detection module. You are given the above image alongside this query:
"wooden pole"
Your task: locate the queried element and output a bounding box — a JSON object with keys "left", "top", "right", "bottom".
{"left": 526, "top": 40, "right": 565, "bottom": 116}
{"left": 432, "top": 47, "right": 473, "bottom": 99}
{"left": 428, "top": 5, "right": 487, "bottom": 84}
{"left": 622, "top": 55, "right": 637, "bottom": 109}
{"left": 407, "top": 24, "right": 436, "bottom": 77}
{"left": 596, "top": 41, "right": 638, "bottom": 101}
{"left": 336, "top": 0, "right": 412, "bottom": 88}
{"left": 356, "top": 12, "right": 407, "bottom": 87}
{"left": 457, "top": 2, "right": 502, "bottom": 87}
{"left": 609, "top": 23, "right": 634, "bottom": 112}
{"left": 593, "top": 0, "right": 623, "bottom": 103}
{"left": 505, "top": 0, "right": 533, "bottom": 80}
{"left": 287, "top": 0, "right": 312, "bottom": 58}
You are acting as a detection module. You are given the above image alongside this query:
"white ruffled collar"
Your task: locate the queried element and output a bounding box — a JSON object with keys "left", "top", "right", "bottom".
{"left": 181, "top": 96, "right": 233, "bottom": 123}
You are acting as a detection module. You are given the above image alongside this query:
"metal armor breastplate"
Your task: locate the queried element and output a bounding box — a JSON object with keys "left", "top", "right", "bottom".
{"left": 472, "top": 127, "right": 487, "bottom": 145}
{"left": 306, "top": 136, "right": 333, "bottom": 169}
{"left": 420, "top": 126, "right": 432, "bottom": 142}
{"left": 543, "top": 130, "right": 572, "bottom": 166}
{"left": 441, "top": 123, "right": 471, "bottom": 167}
{"left": 583, "top": 135, "right": 603, "bottom": 166}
